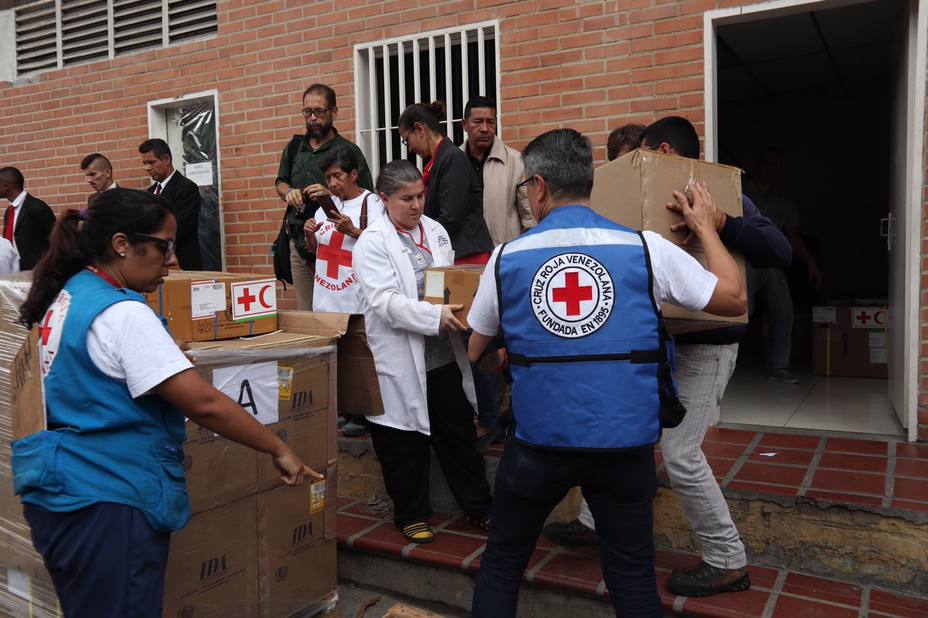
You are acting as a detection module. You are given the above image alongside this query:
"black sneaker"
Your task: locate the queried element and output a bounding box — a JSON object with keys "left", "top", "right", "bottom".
{"left": 541, "top": 519, "right": 598, "bottom": 548}
{"left": 667, "top": 561, "right": 751, "bottom": 597}
{"left": 767, "top": 369, "right": 799, "bottom": 384}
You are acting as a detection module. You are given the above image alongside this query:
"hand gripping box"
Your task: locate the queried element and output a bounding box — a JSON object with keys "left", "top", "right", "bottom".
{"left": 590, "top": 149, "right": 748, "bottom": 334}
{"left": 422, "top": 265, "right": 485, "bottom": 329}
{"left": 144, "top": 270, "right": 279, "bottom": 342}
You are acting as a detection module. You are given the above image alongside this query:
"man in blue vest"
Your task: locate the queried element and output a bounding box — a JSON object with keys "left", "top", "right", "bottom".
{"left": 467, "top": 128, "right": 747, "bottom": 617}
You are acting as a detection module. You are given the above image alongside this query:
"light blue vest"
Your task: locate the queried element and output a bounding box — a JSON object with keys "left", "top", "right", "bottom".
{"left": 497, "top": 206, "right": 682, "bottom": 451}
{"left": 12, "top": 270, "right": 190, "bottom": 532}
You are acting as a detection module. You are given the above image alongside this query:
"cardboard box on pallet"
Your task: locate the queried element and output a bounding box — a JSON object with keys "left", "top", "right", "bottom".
{"left": 812, "top": 304, "right": 888, "bottom": 378}
{"left": 590, "top": 149, "right": 748, "bottom": 334}
{"left": 8, "top": 322, "right": 340, "bottom": 617}
{"left": 144, "top": 271, "right": 279, "bottom": 342}
{"left": 422, "top": 265, "right": 485, "bottom": 329}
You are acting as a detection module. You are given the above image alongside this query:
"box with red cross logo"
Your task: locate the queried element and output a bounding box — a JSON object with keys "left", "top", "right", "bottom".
{"left": 143, "top": 271, "right": 279, "bottom": 342}
{"left": 813, "top": 304, "right": 888, "bottom": 378}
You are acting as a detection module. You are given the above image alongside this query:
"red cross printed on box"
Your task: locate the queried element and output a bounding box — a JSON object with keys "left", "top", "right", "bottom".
{"left": 231, "top": 279, "right": 277, "bottom": 320}
{"left": 316, "top": 232, "right": 353, "bottom": 279}
{"left": 552, "top": 271, "right": 593, "bottom": 317}
{"left": 852, "top": 307, "right": 887, "bottom": 329}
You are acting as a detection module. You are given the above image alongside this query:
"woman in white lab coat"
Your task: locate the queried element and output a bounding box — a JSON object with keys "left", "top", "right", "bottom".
{"left": 353, "top": 160, "right": 492, "bottom": 544}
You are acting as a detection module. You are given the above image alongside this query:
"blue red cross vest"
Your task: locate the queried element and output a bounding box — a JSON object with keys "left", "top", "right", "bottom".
{"left": 496, "top": 205, "right": 685, "bottom": 451}
{"left": 11, "top": 269, "right": 190, "bottom": 532}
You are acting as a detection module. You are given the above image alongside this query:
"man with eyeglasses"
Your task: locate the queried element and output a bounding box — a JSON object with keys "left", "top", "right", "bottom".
{"left": 275, "top": 84, "right": 374, "bottom": 310}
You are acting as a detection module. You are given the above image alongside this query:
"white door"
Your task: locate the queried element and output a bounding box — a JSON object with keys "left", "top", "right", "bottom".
{"left": 887, "top": 0, "right": 925, "bottom": 440}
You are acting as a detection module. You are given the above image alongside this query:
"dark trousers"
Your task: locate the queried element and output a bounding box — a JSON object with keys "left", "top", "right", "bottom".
{"left": 23, "top": 502, "right": 171, "bottom": 618}
{"left": 472, "top": 441, "right": 662, "bottom": 618}
{"left": 368, "top": 362, "right": 492, "bottom": 526}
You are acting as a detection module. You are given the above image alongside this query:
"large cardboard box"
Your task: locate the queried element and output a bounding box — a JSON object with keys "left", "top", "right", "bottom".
{"left": 422, "top": 265, "right": 484, "bottom": 329}
{"left": 145, "top": 271, "right": 279, "bottom": 342}
{"left": 590, "top": 149, "right": 748, "bottom": 333}
{"left": 278, "top": 311, "right": 384, "bottom": 416}
{"left": 185, "top": 333, "right": 337, "bottom": 510}
{"left": 256, "top": 473, "right": 338, "bottom": 618}
{"left": 812, "top": 304, "right": 888, "bottom": 378}
{"left": 163, "top": 496, "right": 260, "bottom": 618}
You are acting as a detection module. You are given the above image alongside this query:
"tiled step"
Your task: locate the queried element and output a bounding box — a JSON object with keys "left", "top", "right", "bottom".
{"left": 337, "top": 499, "right": 928, "bottom": 617}
{"left": 337, "top": 427, "right": 928, "bottom": 595}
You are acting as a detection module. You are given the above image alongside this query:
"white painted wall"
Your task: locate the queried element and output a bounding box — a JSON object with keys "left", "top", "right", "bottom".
{"left": 0, "top": 9, "right": 16, "bottom": 83}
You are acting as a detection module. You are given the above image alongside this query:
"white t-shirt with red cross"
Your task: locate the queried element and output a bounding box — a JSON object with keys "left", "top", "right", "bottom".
{"left": 311, "top": 190, "right": 384, "bottom": 314}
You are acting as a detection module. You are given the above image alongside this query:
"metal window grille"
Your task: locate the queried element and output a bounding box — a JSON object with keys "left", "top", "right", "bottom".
{"left": 13, "top": 0, "right": 217, "bottom": 76}
{"left": 354, "top": 21, "right": 501, "bottom": 181}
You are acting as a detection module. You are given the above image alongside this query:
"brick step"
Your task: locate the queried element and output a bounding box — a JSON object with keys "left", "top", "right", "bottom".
{"left": 336, "top": 498, "right": 928, "bottom": 617}
{"left": 337, "top": 427, "right": 928, "bottom": 596}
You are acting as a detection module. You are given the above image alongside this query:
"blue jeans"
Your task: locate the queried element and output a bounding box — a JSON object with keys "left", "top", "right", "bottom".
{"left": 24, "top": 502, "right": 170, "bottom": 618}
{"left": 472, "top": 440, "right": 661, "bottom": 617}
{"left": 748, "top": 266, "right": 793, "bottom": 372}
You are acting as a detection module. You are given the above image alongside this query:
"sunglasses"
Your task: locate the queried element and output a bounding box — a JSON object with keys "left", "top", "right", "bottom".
{"left": 130, "top": 233, "right": 175, "bottom": 261}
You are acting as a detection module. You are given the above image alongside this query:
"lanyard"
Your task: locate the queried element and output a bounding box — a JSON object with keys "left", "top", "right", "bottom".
{"left": 395, "top": 222, "right": 431, "bottom": 255}
{"left": 85, "top": 265, "right": 121, "bottom": 288}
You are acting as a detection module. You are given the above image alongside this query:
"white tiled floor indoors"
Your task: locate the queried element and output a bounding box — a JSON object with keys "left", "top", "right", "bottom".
{"left": 720, "top": 364, "right": 905, "bottom": 438}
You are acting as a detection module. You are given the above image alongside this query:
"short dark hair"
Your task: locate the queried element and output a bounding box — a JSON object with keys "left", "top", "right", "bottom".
{"left": 138, "top": 138, "right": 172, "bottom": 160}
{"left": 606, "top": 124, "right": 645, "bottom": 161}
{"left": 0, "top": 167, "right": 24, "bottom": 191}
{"left": 80, "top": 152, "right": 112, "bottom": 172}
{"left": 303, "top": 84, "right": 336, "bottom": 109}
{"left": 521, "top": 129, "right": 594, "bottom": 202}
{"left": 641, "top": 116, "right": 700, "bottom": 160}
{"left": 398, "top": 101, "right": 445, "bottom": 134}
{"left": 464, "top": 96, "right": 496, "bottom": 119}
{"left": 318, "top": 147, "right": 360, "bottom": 176}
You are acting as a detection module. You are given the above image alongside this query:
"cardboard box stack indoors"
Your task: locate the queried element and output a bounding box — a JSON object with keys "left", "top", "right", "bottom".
{"left": 0, "top": 273, "right": 382, "bottom": 616}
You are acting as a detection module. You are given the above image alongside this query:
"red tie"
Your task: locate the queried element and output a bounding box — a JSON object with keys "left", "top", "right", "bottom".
{"left": 3, "top": 206, "right": 14, "bottom": 242}
{"left": 154, "top": 184, "right": 162, "bottom": 196}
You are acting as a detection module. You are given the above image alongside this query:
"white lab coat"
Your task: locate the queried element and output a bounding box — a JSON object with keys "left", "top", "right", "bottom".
{"left": 353, "top": 213, "right": 477, "bottom": 435}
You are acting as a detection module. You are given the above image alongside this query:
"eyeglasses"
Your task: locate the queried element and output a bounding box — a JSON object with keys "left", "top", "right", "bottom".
{"left": 301, "top": 107, "right": 329, "bottom": 118}
{"left": 130, "top": 233, "right": 175, "bottom": 261}
{"left": 516, "top": 175, "right": 538, "bottom": 191}
{"left": 400, "top": 133, "right": 410, "bottom": 147}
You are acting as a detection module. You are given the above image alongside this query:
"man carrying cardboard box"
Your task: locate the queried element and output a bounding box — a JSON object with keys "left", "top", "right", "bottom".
{"left": 467, "top": 128, "right": 747, "bottom": 616}
{"left": 545, "top": 116, "right": 792, "bottom": 598}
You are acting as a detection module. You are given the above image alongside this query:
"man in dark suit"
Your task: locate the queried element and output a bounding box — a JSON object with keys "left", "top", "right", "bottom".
{"left": 0, "top": 167, "right": 55, "bottom": 271}
{"left": 139, "top": 138, "right": 202, "bottom": 270}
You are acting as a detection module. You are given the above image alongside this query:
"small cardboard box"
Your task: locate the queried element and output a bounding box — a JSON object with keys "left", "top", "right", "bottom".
{"left": 812, "top": 305, "right": 888, "bottom": 378}
{"left": 145, "top": 271, "right": 279, "bottom": 342}
{"left": 277, "top": 311, "right": 384, "bottom": 416}
{"left": 422, "top": 265, "right": 485, "bottom": 329}
{"left": 590, "top": 149, "right": 748, "bottom": 334}
{"left": 163, "top": 496, "right": 260, "bottom": 618}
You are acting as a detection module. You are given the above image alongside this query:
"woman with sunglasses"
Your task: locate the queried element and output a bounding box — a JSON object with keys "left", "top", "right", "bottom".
{"left": 13, "top": 189, "right": 321, "bottom": 617}
{"left": 353, "top": 161, "right": 492, "bottom": 544}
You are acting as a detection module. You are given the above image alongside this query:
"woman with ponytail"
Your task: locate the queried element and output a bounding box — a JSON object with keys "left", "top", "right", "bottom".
{"left": 397, "top": 101, "right": 493, "bottom": 263}
{"left": 14, "top": 188, "right": 321, "bottom": 618}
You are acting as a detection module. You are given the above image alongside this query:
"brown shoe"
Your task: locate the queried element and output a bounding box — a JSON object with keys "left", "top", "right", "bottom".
{"left": 667, "top": 561, "right": 751, "bottom": 597}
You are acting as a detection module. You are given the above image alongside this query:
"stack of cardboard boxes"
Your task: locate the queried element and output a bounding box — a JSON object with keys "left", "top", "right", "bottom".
{"left": 2, "top": 272, "right": 380, "bottom": 617}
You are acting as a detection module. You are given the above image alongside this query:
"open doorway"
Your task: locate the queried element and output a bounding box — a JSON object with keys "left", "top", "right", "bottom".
{"left": 709, "top": 0, "right": 920, "bottom": 438}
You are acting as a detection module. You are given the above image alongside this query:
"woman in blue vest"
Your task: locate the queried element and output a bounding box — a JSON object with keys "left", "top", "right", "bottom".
{"left": 13, "top": 188, "right": 321, "bottom": 618}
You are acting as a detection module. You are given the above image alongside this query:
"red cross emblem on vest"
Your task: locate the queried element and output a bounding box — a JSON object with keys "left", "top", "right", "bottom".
{"left": 552, "top": 271, "right": 593, "bottom": 317}
{"left": 317, "top": 231, "right": 353, "bottom": 279}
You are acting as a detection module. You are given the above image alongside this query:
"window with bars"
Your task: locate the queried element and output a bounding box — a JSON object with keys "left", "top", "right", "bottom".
{"left": 354, "top": 21, "right": 500, "bottom": 181}
{"left": 13, "top": 0, "right": 217, "bottom": 77}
